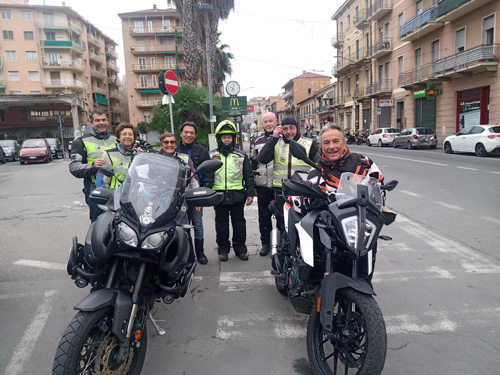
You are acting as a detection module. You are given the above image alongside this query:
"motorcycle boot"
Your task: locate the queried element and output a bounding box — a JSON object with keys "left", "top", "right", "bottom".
{"left": 195, "top": 238, "right": 208, "bottom": 265}
{"left": 259, "top": 244, "right": 270, "bottom": 256}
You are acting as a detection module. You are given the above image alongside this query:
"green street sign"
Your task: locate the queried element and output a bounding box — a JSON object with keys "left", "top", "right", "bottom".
{"left": 221, "top": 96, "right": 248, "bottom": 116}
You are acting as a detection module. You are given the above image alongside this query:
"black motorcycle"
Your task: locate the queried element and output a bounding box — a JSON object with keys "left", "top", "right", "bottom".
{"left": 52, "top": 152, "right": 222, "bottom": 375}
{"left": 271, "top": 141, "right": 398, "bottom": 375}
{"left": 346, "top": 132, "right": 357, "bottom": 145}
{"left": 356, "top": 131, "right": 369, "bottom": 145}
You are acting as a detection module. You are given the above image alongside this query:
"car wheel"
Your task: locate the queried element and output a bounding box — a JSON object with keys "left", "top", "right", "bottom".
{"left": 444, "top": 142, "right": 453, "bottom": 154}
{"left": 378, "top": 139, "right": 383, "bottom": 147}
{"left": 475, "top": 143, "right": 488, "bottom": 157}
{"left": 430, "top": 145, "right": 437, "bottom": 149}
{"left": 393, "top": 140, "right": 398, "bottom": 148}
{"left": 15, "top": 153, "right": 19, "bottom": 161}
{"left": 407, "top": 141, "right": 414, "bottom": 150}
{"left": 20, "top": 161, "right": 24, "bottom": 165}
{"left": 367, "top": 139, "right": 371, "bottom": 147}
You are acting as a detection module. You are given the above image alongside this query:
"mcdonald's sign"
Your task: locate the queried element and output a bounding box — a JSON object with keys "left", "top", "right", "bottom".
{"left": 221, "top": 96, "right": 248, "bottom": 116}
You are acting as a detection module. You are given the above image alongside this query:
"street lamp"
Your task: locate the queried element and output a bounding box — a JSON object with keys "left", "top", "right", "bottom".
{"left": 197, "top": 3, "right": 215, "bottom": 133}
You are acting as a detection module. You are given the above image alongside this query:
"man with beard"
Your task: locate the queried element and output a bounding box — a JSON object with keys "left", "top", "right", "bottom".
{"left": 258, "top": 117, "right": 319, "bottom": 233}
{"left": 249, "top": 112, "right": 278, "bottom": 256}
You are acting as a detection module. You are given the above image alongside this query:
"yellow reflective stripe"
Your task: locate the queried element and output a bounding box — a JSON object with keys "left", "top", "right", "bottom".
{"left": 229, "top": 170, "right": 243, "bottom": 183}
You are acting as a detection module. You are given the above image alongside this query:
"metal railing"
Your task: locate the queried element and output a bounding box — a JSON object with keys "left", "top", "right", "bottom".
{"left": 130, "top": 45, "right": 183, "bottom": 53}
{"left": 371, "top": 38, "right": 392, "bottom": 55}
{"left": 369, "top": 0, "right": 392, "bottom": 18}
{"left": 434, "top": 44, "right": 499, "bottom": 74}
{"left": 331, "top": 32, "right": 344, "bottom": 46}
{"left": 44, "top": 80, "right": 84, "bottom": 88}
{"left": 130, "top": 26, "right": 183, "bottom": 34}
{"left": 367, "top": 80, "right": 392, "bottom": 95}
{"left": 437, "top": 0, "right": 470, "bottom": 17}
{"left": 398, "top": 63, "right": 436, "bottom": 86}
{"left": 354, "top": 9, "right": 370, "bottom": 27}
{"left": 398, "top": 7, "right": 438, "bottom": 39}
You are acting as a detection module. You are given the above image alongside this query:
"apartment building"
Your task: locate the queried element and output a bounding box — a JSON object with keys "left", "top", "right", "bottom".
{"left": 297, "top": 82, "right": 338, "bottom": 132}
{"left": 332, "top": 0, "right": 499, "bottom": 136}
{"left": 0, "top": 0, "right": 122, "bottom": 139}
{"left": 119, "top": 6, "right": 185, "bottom": 126}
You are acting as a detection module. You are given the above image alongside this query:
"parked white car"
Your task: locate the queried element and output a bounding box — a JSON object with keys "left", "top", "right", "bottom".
{"left": 443, "top": 125, "right": 500, "bottom": 157}
{"left": 367, "top": 128, "right": 400, "bottom": 147}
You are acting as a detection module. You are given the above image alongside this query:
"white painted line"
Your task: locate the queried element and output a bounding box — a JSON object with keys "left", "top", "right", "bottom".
{"left": 0, "top": 291, "right": 40, "bottom": 301}
{"left": 373, "top": 266, "right": 454, "bottom": 282}
{"left": 5, "top": 290, "right": 57, "bottom": 375}
{"left": 400, "top": 190, "right": 422, "bottom": 197}
{"left": 490, "top": 171, "right": 500, "bottom": 175}
{"left": 385, "top": 311, "right": 457, "bottom": 335}
{"left": 13, "top": 259, "right": 66, "bottom": 271}
{"left": 219, "top": 271, "right": 274, "bottom": 291}
{"left": 456, "top": 166, "right": 478, "bottom": 171}
{"left": 482, "top": 216, "right": 500, "bottom": 225}
{"left": 360, "top": 152, "right": 448, "bottom": 166}
{"left": 433, "top": 201, "right": 464, "bottom": 211}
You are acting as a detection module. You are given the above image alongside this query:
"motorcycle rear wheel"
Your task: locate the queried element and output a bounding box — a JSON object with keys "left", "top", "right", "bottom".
{"left": 307, "top": 288, "right": 386, "bottom": 375}
{"left": 52, "top": 308, "right": 147, "bottom": 375}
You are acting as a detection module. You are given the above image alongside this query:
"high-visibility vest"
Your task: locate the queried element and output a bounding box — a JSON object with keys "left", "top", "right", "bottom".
{"left": 107, "top": 148, "right": 132, "bottom": 188}
{"left": 83, "top": 136, "right": 117, "bottom": 182}
{"left": 209, "top": 149, "right": 245, "bottom": 191}
{"left": 273, "top": 137, "right": 312, "bottom": 188}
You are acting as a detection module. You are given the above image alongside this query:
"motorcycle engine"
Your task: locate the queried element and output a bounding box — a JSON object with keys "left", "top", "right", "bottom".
{"left": 288, "top": 258, "right": 309, "bottom": 297}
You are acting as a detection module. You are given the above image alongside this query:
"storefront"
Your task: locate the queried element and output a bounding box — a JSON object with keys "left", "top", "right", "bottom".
{"left": 414, "top": 89, "right": 436, "bottom": 131}
{"left": 456, "top": 86, "right": 489, "bottom": 131}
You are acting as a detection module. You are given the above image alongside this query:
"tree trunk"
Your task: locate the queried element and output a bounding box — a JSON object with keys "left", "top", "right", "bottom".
{"left": 180, "top": 0, "right": 199, "bottom": 86}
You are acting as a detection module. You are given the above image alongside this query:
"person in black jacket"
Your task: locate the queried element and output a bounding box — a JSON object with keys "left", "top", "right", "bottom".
{"left": 177, "top": 121, "right": 211, "bottom": 264}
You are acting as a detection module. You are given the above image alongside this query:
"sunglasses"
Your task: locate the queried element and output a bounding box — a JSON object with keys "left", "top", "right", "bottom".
{"left": 162, "top": 140, "right": 177, "bottom": 145}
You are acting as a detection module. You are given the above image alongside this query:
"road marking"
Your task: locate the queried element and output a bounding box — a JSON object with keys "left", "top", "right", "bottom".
{"left": 13, "top": 259, "right": 66, "bottom": 271}
{"left": 360, "top": 152, "right": 448, "bottom": 166}
{"left": 0, "top": 291, "right": 41, "bottom": 301}
{"left": 433, "top": 201, "right": 464, "bottom": 211}
{"left": 490, "top": 171, "right": 500, "bottom": 175}
{"left": 400, "top": 190, "right": 422, "bottom": 197}
{"left": 219, "top": 271, "right": 274, "bottom": 291}
{"left": 456, "top": 166, "right": 478, "bottom": 171}
{"left": 482, "top": 216, "right": 500, "bottom": 225}
{"left": 374, "top": 266, "right": 454, "bottom": 282}
{"left": 385, "top": 311, "right": 457, "bottom": 334}
{"left": 5, "top": 290, "right": 57, "bottom": 375}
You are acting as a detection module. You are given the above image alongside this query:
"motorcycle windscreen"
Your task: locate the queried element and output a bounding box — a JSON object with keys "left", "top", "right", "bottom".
{"left": 336, "top": 172, "right": 382, "bottom": 207}
{"left": 119, "top": 152, "right": 186, "bottom": 227}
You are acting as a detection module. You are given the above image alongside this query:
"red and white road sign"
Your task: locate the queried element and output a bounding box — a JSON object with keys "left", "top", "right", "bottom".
{"left": 164, "top": 70, "right": 179, "bottom": 95}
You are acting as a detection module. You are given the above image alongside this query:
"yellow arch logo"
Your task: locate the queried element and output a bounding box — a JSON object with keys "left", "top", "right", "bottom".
{"left": 230, "top": 97, "right": 240, "bottom": 106}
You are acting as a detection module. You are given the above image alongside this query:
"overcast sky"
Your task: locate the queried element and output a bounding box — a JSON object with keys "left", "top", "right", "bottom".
{"left": 31, "top": 0, "right": 342, "bottom": 99}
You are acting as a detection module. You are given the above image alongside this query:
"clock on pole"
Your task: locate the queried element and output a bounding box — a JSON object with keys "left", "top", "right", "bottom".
{"left": 226, "top": 81, "right": 240, "bottom": 96}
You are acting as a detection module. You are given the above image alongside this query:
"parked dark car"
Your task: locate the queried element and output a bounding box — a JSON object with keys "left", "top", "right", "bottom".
{"left": 45, "top": 138, "right": 64, "bottom": 159}
{"left": 393, "top": 127, "right": 437, "bottom": 149}
{"left": 0, "top": 145, "right": 6, "bottom": 164}
{"left": 304, "top": 131, "right": 319, "bottom": 141}
{"left": 0, "top": 139, "right": 20, "bottom": 161}
{"left": 19, "top": 139, "right": 52, "bottom": 164}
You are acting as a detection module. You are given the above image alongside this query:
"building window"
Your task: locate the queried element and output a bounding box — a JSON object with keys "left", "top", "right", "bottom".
{"left": 347, "top": 15, "right": 350, "bottom": 29}
{"left": 347, "top": 78, "right": 351, "bottom": 95}
{"left": 30, "top": 91, "right": 42, "bottom": 95}
{"left": 165, "top": 56, "right": 173, "bottom": 69}
{"left": 416, "top": 0, "right": 423, "bottom": 15}
{"left": 483, "top": 15, "right": 494, "bottom": 45}
{"left": 162, "top": 20, "right": 171, "bottom": 31}
{"left": 46, "top": 32, "right": 56, "bottom": 41}
{"left": 21, "top": 11, "right": 32, "bottom": 20}
{"left": 26, "top": 51, "right": 37, "bottom": 61}
{"left": 398, "top": 56, "right": 403, "bottom": 76}
{"left": 134, "top": 21, "right": 144, "bottom": 33}
{"left": 143, "top": 111, "right": 151, "bottom": 122}
{"left": 82, "top": 41, "right": 86, "bottom": 49}
{"left": 43, "top": 12, "right": 54, "bottom": 26}
{"left": 151, "top": 75, "right": 157, "bottom": 88}
{"left": 456, "top": 28, "right": 465, "bottom": 53}
{"left": 8, "top": 71, "right": 20, "bottom": 81}
{"left": 151, "top": 57, "right": 156, "bottom": 69}
{"left": 148, "top": 20, "right": 153, "bottom": 33}
{"left": 5, "top": 51, "right": 17, "bottom": 61}
{"left": 398, "top": 13, "right": 404, "bottom": 27}
{"left": 140, "top": 75, "right": 148, "bottom": 88}
{"left": 28, "top": 71, "right": 40, "bottom": 81}
{"left": 10, "top": 91, "right": 22, "bottom": 95}
{"left": 24, "top": 31, "right": 34, "bottom": 40}
{"left": 3, "top": 30, "right": 14, "bottom": 39}
{"left": 431, "top": 40, "right": 439, "bottom": 62}
{"left": 138, "top": 57, "right": 147, "bottom": 70}
{"left": 1, "top": 11, "right": 11, "bottom": 19}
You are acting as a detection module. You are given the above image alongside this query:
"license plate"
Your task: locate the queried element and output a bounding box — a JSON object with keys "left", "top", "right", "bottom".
{"left": 29, "top": 156, "right": 37, "bottom": 159}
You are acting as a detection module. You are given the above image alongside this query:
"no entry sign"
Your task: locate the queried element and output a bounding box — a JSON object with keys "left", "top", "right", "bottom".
{"left": 164, "top": 70, "right": 179, "bottom": 95}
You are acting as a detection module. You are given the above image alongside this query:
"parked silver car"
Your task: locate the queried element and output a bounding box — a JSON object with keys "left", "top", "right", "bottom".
{"left": 393, "top": 128, "right": 437, "bottom": 149}
{"left": 0, "top": 139, "right": 20, "bottom": 161}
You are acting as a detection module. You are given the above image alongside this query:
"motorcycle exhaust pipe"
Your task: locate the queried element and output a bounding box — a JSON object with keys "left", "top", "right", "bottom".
{"left": 270, "top": 229, "right": 279, "bottom": 256}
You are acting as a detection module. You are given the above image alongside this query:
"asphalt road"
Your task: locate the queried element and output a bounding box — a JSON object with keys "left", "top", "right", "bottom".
{"left": 0, "top": 150, "right": 499, "bottom": 375}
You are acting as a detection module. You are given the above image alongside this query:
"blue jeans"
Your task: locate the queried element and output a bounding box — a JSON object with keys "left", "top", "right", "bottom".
{"left": 188, "top": 206, "right": 204, "bottom": 240}
{"left": 85, "top": 192, "right": 103, "bottom": 223}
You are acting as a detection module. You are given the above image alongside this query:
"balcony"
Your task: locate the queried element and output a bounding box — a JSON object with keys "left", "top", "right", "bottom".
{"left": 398, "top": 63, "right": 437, "bottom": 89}
{"left": 370, "top": 38, "right": 392, "bottom": 59}
{"left": 44, "top": 79, "right": 84, "bottom": 91}
{"left": 368, "top": 0, "right": 392, "bottom": 21}
{"left": 367, "top": 80, "right": 392, "bottom": 97}
{"left": 110, "top": 106, "right": 123, "bottom": 113}
{"left": 437, "top": 0, "right": 494, "bottom": 22}
{"left": 354, "top": 9, "right": 370, "bottom": 30}
{"left": 136, "top": 99, "right": 162, "bottom": 108}
{"left": 109, "top": 90, "right": 122, "bottom": 100}
{"left": 89, "top": 52, "right": 104, "bottom": 64}
{"left": 41, "top": 60, "right": 84, "bottom": 72}
{"left": 105, "top": 47, "right": 119, "bottom": 59}
{"left": 130, "top": 26, "right": 183, "bottom": 36}
{"left": 108, "top": 77, "right": 121, "bottom": 87}
{"left": 335, "top": 47, "right": 371, "bottom": 75}
{"left": 331, "top": 32, "right": 344, "bottom": 48}
{"left": 130, "top": 45, "right": 184, "bottom": 54}
{"left": 87, "top": 33, "right": 103, "bottom": 47}
{"left": 434, "top": 44, "right": 499, "bottom": 78}
{"left": 39, "top": 20, "right": 82, "bottom": 35}
{"left": 91, "top": 68, "right": 107, "bottom": 81}
{"left": 353, "top": 87, "right": 370, "bottom": 100}
{"left": 133, "top": 82, "right": 162, "bottom": 91}
{"left": 41, "top": 40, "right": 83, "bottom": 54}
{"left": 107, "top": 61, "right": 120, "bottom": 72}
{"left": 92, "top": 86, "right": 108, "bottom": 95}
{"left": 398, "top": 7, "right": 443, "bottom": 42}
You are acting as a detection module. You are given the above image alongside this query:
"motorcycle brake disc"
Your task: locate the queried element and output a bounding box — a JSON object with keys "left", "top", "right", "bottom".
{"left": 94, "top": 335, "right": 134, "bottom": 375}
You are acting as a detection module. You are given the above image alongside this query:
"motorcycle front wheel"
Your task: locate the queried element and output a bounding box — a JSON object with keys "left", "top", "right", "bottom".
{"left": 307, "top": 288, "right": 386, "bottom": 375}
{"left": 52, "top": 308, "right": 147, "bottom": 375}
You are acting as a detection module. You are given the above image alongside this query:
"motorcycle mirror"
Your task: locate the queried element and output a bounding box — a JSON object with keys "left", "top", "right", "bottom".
{"left": 381, "top": 180, "right": 399, "bottom": 191}
{"left": 98, "top": 165, "right": 115, "bottom": 177}
{"left": 196, "top": 159, "right": 223, "bottom": 176}
{"left": 289, "top": 140, "right": 320, "bottom": 171}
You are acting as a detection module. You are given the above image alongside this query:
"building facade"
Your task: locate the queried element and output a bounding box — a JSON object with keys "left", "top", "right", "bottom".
{"left": 119, "top": 6, "right": 185, "bottom": 126}
{"left": 0, "top": 0, "right": 122, "bottom": 139}
{"left": 332, "top": 0, "right": 499, "bottom": 136}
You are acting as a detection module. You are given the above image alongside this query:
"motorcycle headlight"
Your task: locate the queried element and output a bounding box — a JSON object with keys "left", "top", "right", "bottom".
{"left": 141, "top": 231, "right": 167, "bottom": 249}
{"left": 117, "top": 222, "right": 138, "bottom": 247}
{"left": 341, "top": 217, "right": 377, "bottom": 249}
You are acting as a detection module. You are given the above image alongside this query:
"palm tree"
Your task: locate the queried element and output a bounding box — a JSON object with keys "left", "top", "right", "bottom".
{"left": 212, "top": 34, "right": 234, "bottom": 93}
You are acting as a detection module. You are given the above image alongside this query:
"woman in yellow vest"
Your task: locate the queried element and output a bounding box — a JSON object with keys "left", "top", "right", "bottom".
{"left": 96, "top": 122, "right": 138, "bottom": 188}
{"left": 207, "top": 120, "right": 255, "bottom": 262}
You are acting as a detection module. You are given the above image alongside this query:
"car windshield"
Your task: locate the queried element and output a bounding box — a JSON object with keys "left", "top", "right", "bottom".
{"left": 488, "top": 126, "right": 500, "bottom": 134}
{"left": 386, "top": 129, "right": 399, "bottom": 133}
{"left": 0, "top": 140, "right": 16, "bottom": 147}
{"left": 22, "top": 140, "right": 46, "bottom": 148}
{"left": 118, "top": 152, "right": 187, "bottom": 227}
{"left": 336, "top": 172, "right": 383, "bottom": 208}
{"left": 46, "top": 139, "right": 57, "bottom": 145}
{"left": 416, "top": 128, "right": 435, "bottom": 135}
